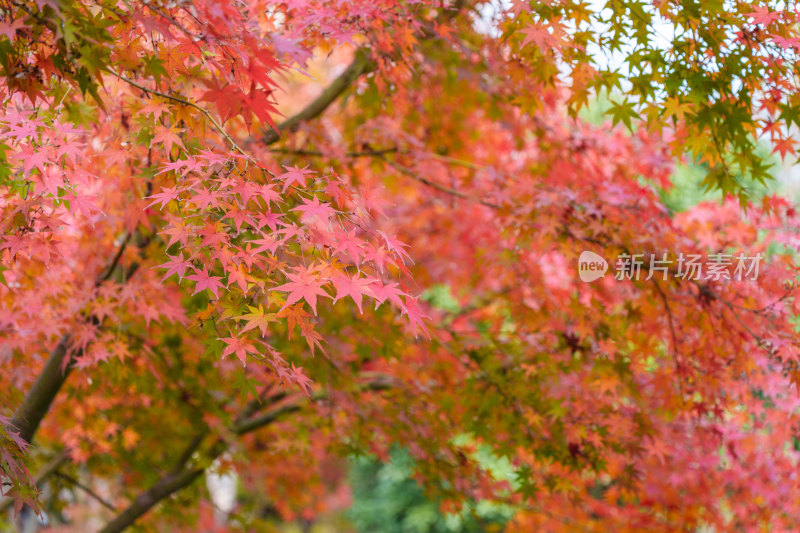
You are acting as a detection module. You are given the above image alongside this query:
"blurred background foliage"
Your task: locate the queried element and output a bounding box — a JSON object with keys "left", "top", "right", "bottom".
{"left": 347, "top": 449, "right": 512, "bottom": 533}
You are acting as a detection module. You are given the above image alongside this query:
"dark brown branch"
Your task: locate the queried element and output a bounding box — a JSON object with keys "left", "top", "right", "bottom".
{"left": 96, "top": 401, "right": 298, "bottom": 533}
{"left": 231, "top": 399, "right": 305, "bottom": 436}
{"left": 97, "top": 468, "right": 204, "bottom": 533}
{"left": 10, "top": 235, "right": 133, "bottom": 446}
{"left": 9, "top": 335, "right": 75, "bottom": 446}
{"left": 168, "top": 433, "right": 207, "bottom": 476}
{"left": 258, "top": 0, "right": 467, "bottom": 147}
{"left": 263, "top": 48, "right": 373, "bottom": 145}
{"left": 98, "top": 375, "right": 396, "bottom": 533}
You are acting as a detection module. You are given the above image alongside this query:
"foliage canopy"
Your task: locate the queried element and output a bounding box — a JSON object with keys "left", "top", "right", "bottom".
{"left": 3, "top": 0, "right": 800, "bottom": 531}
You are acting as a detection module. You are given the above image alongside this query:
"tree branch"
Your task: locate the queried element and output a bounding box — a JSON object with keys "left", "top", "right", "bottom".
{"left": 9, "top": 335, "right": 75, "bottom": 446}
{"left": 382, "top": 157, "right": 502, "bottom": 209}
{"left": 9, "top": 236, "right": 133, "bottom": 446}
{"left": 103, "top": 68, "right": 248, "bottom": 156}
{"left": 54, "top": 471, "right": 117, "bottom": 512}
{"left": 266, "top": 147, "right": 398, "bottom": 158}
{"left": 96, "top": 400, "right": 296, "bottom": 533}
{"left": 258, "top": 0, "right": 467, "bottom": 148}
{"left": 98, "top": 375, "right": 396, "bottom": 533}
{"left": 263, "top": 48, "right": 373, "bottom": 145}
{"left": 97, "top": 468, "right": 204, "bottom": 533}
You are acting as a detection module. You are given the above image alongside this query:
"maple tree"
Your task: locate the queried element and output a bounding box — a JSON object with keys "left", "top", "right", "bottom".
{"left": 3, "top": 0, "right": 800, "bottom": 531}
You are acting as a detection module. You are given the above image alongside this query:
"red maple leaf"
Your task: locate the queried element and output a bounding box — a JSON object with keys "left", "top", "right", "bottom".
{"left": 746, "top": 6, "right": 780, "bottom": 26}
{"left": 62, "top": 192, "right": 101, "bottom": 217}
{"left": 519, "top": 24, "right": 558, "bottom": 51}
{"left": 330, "top": 274, "right": 375, "bottom": 313}
{"left": 773, "top": 136, "right": 797, "bottom": 160}
{"left": 291, "top": 196, "right": 337, "bottom": 222}
{"left": 278, "top": 165, "right": 315, "bottom": 193}
{"left": 219, "top": 336, "right": 255, "bottom": 365}
{"left": 152, "top": 124, "right": 186, "bottom": 153}
{"left": 332, "top": 229, "right": 365, "bottom": 264}
{"left": 400, "top": 296, "right": 430, "bottom": 338}
{"left": 186, "top": 267, "right": 224, "bottom": 298}
{"left": 272, "top": 266, "right": 330, "bottom": 314}
{"left": 378, "top": 231, "right": 412, "bottom": 264}
{"left": 370, "top": 281, "right": 406, "bottom": 309}
{"left": 155, "top": 254, "right": 193, "bottom": 282}
{"left": 147, "top": 186, "right": 184, "bottom": 209}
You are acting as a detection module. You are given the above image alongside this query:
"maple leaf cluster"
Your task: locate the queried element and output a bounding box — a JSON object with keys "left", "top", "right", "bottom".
{"left": 149, "top": 155, "right": 425, "bottom": 372}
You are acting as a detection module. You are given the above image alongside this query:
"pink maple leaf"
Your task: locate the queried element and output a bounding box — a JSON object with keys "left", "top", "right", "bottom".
{"left": 771, "top": 34, "right": 800, "bottom": 50}
{"left": 272, "top": 267, "right": 330, "bottom": 314}
{"left": 62, "top": 192, "right": 101, "bottom": 217}
{"left": 291, "top": 196, "right": 337, "bottom": 222}
{"left": 257, "top": 184, "right": 282, "bottom": 207}
{"left": 333, "top": 229, "right": 365, "bottom": 264}
{"left": 155, "top": 255, "right": 193, "bottom": 282}
{"left": 152, "top": 125, "right": 186, "bottom": 153}
{"left": 189, "top": 187, "right": 221, "bottom": 210}
{"left": 370, "top": 281, "right": 406, "bottom": 309}
{"left": 330, "top": 274, "right": 375, "bottom": 313}
{"left": 186, "top": 267, "right": 224, "bottom": 298}
{"left": 249, "top": 235, "right": 281, "bottom": 255}
{"left": 746, "top": 6, "right": 781, "bottom": 25}
{"left": 290, "top": 363, "right": 313, "bottom": 397}
{"left": 219, "top": 336, "right": 255, "bottom": 365}
{"left": 147, "top": 186, "right": 184, "bottom": 209}
{"left": 56, "top": 138, "right": 84, "bottom": 161}
{"left": 254, "top": 211, "right": 283, "bottom": 231}
{"left": 0, "top": 18, "right": 26, "bottom": 41}
{"left": 401, "top": 296, "right": 430, "bottom": 338}
{"left": 378, "top": 231, "right": 412, "bottom": 264}
{"left": 519, "top": 24, "right": 558, "bottom": 51}
{"left": 13, "top": 146, "right": 50, "bottom": 174}
{"left": 278, "top": 165, "right": 315, "bottom": 192}
{"left": 363, "top": 245, "right": 394, "bottom": 272}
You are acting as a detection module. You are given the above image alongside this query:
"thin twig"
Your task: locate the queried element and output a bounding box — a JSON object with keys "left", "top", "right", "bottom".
{"left": 54, "top": 471, "right": 117, "bottom": 511}
{"left": 266, "top": 147, "right": 398, "bottom": 158}
{"left": 652, "top": 278, "right": 685, "bottom": 402}
{"left": 382, "top": 157, "right": 502, "bottom": 209}
{"left": 103, "top": 68, "right": 247, "bottom": 157}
